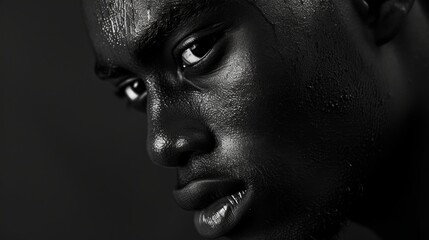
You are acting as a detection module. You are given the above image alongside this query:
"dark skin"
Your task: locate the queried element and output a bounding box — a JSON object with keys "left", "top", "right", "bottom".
{"left": 83, "top": 0, "right": 429, "bottom": 239}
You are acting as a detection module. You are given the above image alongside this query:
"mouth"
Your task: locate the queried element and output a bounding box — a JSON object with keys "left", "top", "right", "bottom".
{"left": 173, "top": 179, "right": 253, "bottom": 238}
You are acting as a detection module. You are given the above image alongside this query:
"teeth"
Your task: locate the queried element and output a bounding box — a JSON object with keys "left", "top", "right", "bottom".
{"left": 232, "top": 195, "right": 239, "bottom": 204}
{"left": 227, "top": 190, "right": 247, "bottom": 206}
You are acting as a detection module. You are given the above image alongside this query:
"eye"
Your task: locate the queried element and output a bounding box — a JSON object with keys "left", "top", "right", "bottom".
{"left": 117, "top": 77, "right": 147, "bottom": 102}
{"left": 180, "top": 37, "right": 218, "bottom": 68}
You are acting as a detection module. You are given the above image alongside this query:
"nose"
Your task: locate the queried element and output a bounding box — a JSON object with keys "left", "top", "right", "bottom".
{"left": 147, "top": 119, "right": 215, "bottom": 168}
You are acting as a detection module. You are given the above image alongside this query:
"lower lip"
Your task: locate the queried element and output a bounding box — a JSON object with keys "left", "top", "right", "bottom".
{"left": 194, "top": 189, "right": 252, "bottom": 238}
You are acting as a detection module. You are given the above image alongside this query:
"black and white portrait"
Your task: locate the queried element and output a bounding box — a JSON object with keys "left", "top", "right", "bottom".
{"left": 2, "top": 0, "right": 429, "bottom": 239}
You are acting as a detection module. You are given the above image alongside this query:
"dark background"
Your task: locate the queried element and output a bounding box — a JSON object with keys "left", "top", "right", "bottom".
{"left": 2, "top": 1, "right": 429, "bottom": 240}
{"left": 1, "top": 1, "right": 204, "bottom": 239}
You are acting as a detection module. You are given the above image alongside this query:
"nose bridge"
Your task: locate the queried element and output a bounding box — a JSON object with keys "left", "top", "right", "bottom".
{"left": 146, "top": 94, "right": 215, "bottom": 168}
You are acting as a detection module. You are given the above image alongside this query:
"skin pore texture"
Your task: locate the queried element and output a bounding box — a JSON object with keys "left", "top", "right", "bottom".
{"left": 83, "top": 0, "right": 429, "bottom": 239}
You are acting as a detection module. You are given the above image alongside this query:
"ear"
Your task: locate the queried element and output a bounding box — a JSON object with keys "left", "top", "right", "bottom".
{"left": 354, "top": 0, "right": 415, "bottom": 45}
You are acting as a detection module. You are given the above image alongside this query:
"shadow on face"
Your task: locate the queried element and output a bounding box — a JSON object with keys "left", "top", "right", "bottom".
{"left": 83, "top": 0, "right": 427, "bottom": 239}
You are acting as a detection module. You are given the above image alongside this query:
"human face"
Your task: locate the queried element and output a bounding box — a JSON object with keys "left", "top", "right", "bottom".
{"left": 83, "top": 0, "right": 399, "bottom": 239}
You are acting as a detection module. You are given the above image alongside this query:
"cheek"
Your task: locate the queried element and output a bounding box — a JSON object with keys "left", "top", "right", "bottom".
{"left": 198, "top": 30, "right": 265, "bottom": 134}
{"left": 199, "top": 4, "right": 383, "bottom": 195}
{"left": 271, "top": 2, "right": 385, "bottom": 153}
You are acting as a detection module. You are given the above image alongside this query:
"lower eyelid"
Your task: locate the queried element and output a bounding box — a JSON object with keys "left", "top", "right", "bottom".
{"left": 182, "top": 35, "right": 230, "bottom": 76}
{"left": 175, "top": 24, "right": 231, "bottom": 66}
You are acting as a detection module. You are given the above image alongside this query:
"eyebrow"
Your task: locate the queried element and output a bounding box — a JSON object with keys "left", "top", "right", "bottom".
{"left": 95, "top": 0, "right": 226, "bottom": 80}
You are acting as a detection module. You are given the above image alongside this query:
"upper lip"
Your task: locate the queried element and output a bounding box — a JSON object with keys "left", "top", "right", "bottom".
{"left": 173, "top": 178, "right": 245, "bottom": 211}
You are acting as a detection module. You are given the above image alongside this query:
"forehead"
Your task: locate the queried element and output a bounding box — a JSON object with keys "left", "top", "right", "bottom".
{"left": 83, "top": 0, "right": 224, "bottom": 65}
{"left": 84, "top": 0, "right": 153, "bottom": 50}
{"left": 83, "top": 0, "right": 333, "bottom": 66}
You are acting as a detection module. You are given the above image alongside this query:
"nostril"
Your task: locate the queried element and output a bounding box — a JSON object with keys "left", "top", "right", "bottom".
{"left": 149, "top": 126, "right": 215, "bottom": 168}
{"left": 174, "top": 133, "right": 214, "bottom": 167}
{"left": 176, "top": 151, "right": 195, "bottom": 167}
{"left": 174, "top": 138, "right": 193, "bottom": 167}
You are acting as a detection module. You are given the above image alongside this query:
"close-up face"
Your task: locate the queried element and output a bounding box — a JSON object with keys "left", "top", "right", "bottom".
{"left": 83, "top": 0, "right": 411, "bottom": 239}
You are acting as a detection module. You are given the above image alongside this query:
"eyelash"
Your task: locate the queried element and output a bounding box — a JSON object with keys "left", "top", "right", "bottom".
{"left": 179, "top": 36, "right": 219, "bottom": 69}
{"left": 175, "top": 24, "right": 227, "bottom": 72}
{"left": 116, "top": 25, "right": 228, "bottom": 105}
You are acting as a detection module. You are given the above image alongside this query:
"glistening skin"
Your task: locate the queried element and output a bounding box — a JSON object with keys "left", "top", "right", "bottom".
{"left": 83, "top": 0, "right": 429, "bottom": 239}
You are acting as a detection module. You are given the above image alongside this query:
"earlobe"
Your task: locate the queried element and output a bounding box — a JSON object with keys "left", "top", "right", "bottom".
{"left": 354, "top": 0, "right": 415, "bottom": 45}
